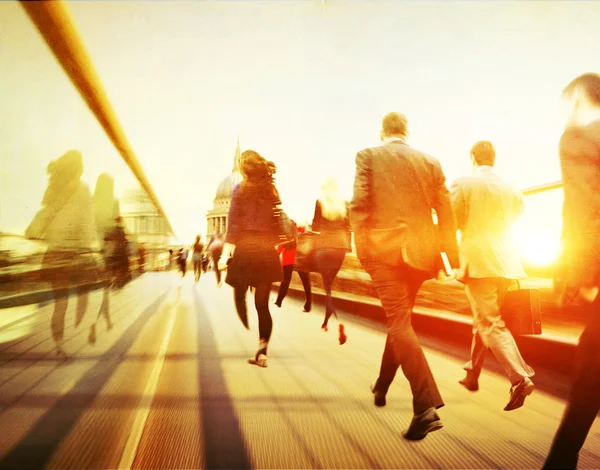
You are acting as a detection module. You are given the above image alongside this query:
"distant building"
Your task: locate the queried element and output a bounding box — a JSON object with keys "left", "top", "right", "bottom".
{"left": 206, "top": 137, "right": 242, "bottom": 240}
{"left": 121, "top": 187, "right": 170, "bottom": 270}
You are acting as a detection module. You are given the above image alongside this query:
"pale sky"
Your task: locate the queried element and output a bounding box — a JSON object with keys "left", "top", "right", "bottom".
{"left": 1, "top": 0, "right": 599, "bottom": 259}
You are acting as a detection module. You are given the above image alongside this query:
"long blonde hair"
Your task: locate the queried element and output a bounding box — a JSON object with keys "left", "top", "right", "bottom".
{"left": 318, "top": 177, "right": 347, "bottom": 220}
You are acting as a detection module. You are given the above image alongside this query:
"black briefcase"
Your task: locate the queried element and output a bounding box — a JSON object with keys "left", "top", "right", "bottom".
{"left": 501, "top": 282, "right": 542, "bottom": 335}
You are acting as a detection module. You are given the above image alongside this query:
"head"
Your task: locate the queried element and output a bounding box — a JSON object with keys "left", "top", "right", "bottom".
{"left": 380, "top": 112, "right": 408, "bottom": 142}
{"left": 470, "top": 140, "right": 496, "bottom": 169}
{"left": 562, "top": 73, "right": 600, "bottom": 128}
{"left": 93, "top": 173, "right": 115, "bottom": 201}
{"left": 319, "top": 176, "right": 347, "bottom": 220}
{"left": 195, "top": 234, "right": 201, "bottom": 243}
{"left": 47, "top": 149, "right": 83, "bottom": 184}
{"left": 240, "top": 150, "right": 276, "bottom": 184}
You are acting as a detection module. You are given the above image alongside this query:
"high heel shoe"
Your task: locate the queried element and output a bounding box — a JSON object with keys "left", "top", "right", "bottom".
{"left": 321, "top": 324, "right": 328, "bottom": 332}
{"left": 88, "top": 324, "right": 97, "bottom": 345}
{"left": 338, "top": 324, "right": 347, "bottom": 345}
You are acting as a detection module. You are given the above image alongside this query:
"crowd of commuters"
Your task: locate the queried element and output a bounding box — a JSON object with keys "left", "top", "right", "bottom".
{"left": 23, "top": 72, "right": 600, "bottom": 467}
{"left": 210, "top": 72, "right": 600, "bottom": 465}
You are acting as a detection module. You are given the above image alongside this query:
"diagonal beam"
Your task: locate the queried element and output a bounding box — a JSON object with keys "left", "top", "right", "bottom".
{"left": 20, "top": 0, "right": 176, "bottom": 237}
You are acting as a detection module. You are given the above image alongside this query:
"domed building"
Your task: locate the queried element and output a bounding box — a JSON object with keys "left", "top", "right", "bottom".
{"left": 206, "top": 137, "right": 242, "bottom": 238}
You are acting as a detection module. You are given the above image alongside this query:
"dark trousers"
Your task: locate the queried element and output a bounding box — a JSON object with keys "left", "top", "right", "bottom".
{"left": 362, "top": 260, "right": 444, "bottom": 415}
{"left": 314, "top": 249, "right": 346, "bottom": 326}
{"left": 544, "top": 294, "right": 600, "bottom": 469}
{"left": 275, "top": 265, "right": 312, "bottom": 309}
{"left": 211, "top": 251, "right": 222, "bottom": 284}
{"left": 234, "top": 283, "right": 273, "bottom": 354}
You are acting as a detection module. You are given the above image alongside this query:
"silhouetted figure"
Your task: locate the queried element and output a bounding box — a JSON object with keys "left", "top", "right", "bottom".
{"left": 89, "top": 172, "right": 120, "bottom": 344}
{"left": 177, "top": 247, "right": 188, "bottom": 277}
{"left": 312, "top": 178, "right": 351, "bottom": 345}
{"left": 192, "top": 235, "right": 205, "bottom": 282}
{"left": 543, "top": 73, "right": 600, "bottom": 470}
{"left": 25, "top": 150, "right": 98, "bottom": 358}
{"left": 350, "top": 112, "right": 459, "bottom": 440}
{"left": 450, "top": 141, "right": 534, "bottom": 410}
{"left": 220, "top": 150, "right": 283, "bottom": 368}
{"left": 209, "top": 233, "right": 224, "bottom": 286}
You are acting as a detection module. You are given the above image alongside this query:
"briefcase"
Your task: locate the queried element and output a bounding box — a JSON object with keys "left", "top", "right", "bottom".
{"left": 501, "top": 282, "right": 542, "bottom": 335}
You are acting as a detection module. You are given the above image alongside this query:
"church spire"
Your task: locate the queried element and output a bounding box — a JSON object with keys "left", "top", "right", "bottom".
{"left": 233, "top": 134, "right": 241, "bottom": 173}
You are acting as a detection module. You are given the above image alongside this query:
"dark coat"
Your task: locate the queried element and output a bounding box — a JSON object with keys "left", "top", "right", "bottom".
{"left": 349, "top": 140, "right": 459, "bottom": 276}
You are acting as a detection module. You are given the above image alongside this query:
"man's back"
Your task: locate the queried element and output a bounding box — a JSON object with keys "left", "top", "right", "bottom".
{"left": 350, "top": 141, "right": 457, "bottom": 275}
{"left": 451, "top": 167, "right": 525, "bottom": 279}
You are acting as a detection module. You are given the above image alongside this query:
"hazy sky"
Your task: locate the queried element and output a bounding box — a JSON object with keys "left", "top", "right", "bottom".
{"left": 1, "top": 0, "right": 599, "bottom": 255}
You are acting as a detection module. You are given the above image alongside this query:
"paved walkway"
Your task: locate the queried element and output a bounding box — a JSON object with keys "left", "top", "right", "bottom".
{"left": 0, "top": 272, "right": 598, "bottom": 469}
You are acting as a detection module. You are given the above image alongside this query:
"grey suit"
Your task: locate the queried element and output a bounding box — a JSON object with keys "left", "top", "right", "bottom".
{"left": 450, "top": 166, "right": 533, "bottom": 384}
{"left": 350, "top": 139, "right": 458, "bottom": 414}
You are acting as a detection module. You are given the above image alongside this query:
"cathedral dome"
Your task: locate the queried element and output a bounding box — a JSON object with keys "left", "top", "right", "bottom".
{"left": 215, "top": 171, "right": 242, "bottom": 200}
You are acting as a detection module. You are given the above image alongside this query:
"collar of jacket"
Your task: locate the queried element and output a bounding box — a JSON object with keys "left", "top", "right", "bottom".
{"left": 383, "top": 137, "right": 406, "bottom": 144}
{"left": 475, "top": 165, "right": 495, "bottom": 175}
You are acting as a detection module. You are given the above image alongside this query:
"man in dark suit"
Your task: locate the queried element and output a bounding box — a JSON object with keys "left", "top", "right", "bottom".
{"left": 544, "top": 73, "right": 600, "bottom": 469}
{"left": 350, "top": 112, "right": 459, "bottom": 440}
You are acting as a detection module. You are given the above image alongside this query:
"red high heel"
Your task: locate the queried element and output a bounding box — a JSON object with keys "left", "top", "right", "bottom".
{"left": 338, "top": 324, "right": 347, "bottom": 345}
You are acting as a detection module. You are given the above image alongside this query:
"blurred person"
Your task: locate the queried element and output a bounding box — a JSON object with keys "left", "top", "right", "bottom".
{"left": 218, "top": 150, "right": 283, "bottom": 368}
{"left": 192, "top": 235, "right": 205, "bottom": 282}
{"left": 543, "top": 73, "right": 600, "bottom": 469}
{"left": 350, "top": 112, "right": 459, "bottom": 440}
{"left": 168, "top": 249, "right": 174, "bottom": 270}
{"left": 88, "top": 173, "right": 120, "bottom": 344}
{"left": 312, "top": 177, "right": 351, "bottom": 345}
{"left": 177, "top": 247, "right": 188, "bottom": 277}
{"left": 209, "top": 233, "right": 224, "bottom": 286}
{"left": 25, "top": 150, "right": 98, "bottom": 358}
{"left": 274, "top": 224, "right": 312, "bottom": 312}
{"left": 450, "top": 141, "right": 534, "bottom": 410}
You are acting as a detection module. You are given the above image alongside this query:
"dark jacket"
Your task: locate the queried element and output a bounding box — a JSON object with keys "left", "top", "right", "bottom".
{"left": 349, "top": 140, "right": 459, "bottom": 275}
{"left": 226, "top": 183, "right": 280, "bottom": 247}
{"left": 311, "top": 200, "right": 351, "bottom": 251}
{"left": 559, "top": 120, "right": 600, "bottom": 287}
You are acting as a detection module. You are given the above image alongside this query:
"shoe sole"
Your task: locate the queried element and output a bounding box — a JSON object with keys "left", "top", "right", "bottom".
{"left": 402, "top": 421, "right": 444, "bottom": 441}
{"left": 504, "top": 382, "right": 535, "bottom": 411}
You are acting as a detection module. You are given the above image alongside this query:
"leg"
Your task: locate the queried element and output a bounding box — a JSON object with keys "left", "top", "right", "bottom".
{"left": 544, "top": 296, "right": 600, "bottom": 469}
{"left": 321, "top": 269, "right": 337, "bottom": 327}
{"left": 298, "top": 271, "right": 312, "bottom": 311}
{"left": 465, "top": 278, "right": 534, "bottom": 384}
{"left": 275, "top": 265, "right": 293, "bottom": 306}
{"left": 74, "top": 288, "right": 89, "bottom": 328}
{"left": 363, "top": 261, "right": 442, "bottom": 414}
{"left": 254, "top": 284, "right": 273, "bottom": 352}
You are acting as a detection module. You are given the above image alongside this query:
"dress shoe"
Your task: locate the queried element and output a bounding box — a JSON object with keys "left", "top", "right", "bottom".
{"left": 504, "top": 377, "right": 534, "bottom": 411}
{"left": 458, "top": 374, "right": 479, "bottom": 391}
{"left": 402, "top": 407, "right": 443, "bottom": 441}
{"left": 338, "top": 324, "right": 347, "bottom": 345}
{"left": 370, "top": 384, "right": 386, "bottom": 407}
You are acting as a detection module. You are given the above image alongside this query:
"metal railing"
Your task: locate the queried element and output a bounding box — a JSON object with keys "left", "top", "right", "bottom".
{"left": 20, "top": 1, "right": 175, "bottom": 237}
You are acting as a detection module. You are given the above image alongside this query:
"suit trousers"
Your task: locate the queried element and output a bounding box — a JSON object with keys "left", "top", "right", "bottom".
{"left": 362, "top": 259, "right": 444, "bottom": 415}
{"left": 543, "top": 293, "right": 600, "bottom": 469}
{"left": 463, "top": 277, "right": 534, "bottom": 384}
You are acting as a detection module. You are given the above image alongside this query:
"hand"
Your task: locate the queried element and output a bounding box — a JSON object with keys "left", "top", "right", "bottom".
{"left": 218, "top": 256, "right": 229, "bottom": 271}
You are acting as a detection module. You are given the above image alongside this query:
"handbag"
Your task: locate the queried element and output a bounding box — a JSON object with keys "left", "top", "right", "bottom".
{"left": 294, "top": 231, "right": 319, "bottom": 273}
{"left": 501, "top": 281, "right": 542, "bottom": 335}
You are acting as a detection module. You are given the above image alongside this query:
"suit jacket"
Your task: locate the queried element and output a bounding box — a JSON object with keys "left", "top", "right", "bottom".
{"left": 559, "top": 120, "right": 600, "bottom": 288}
{"left": 311, "top": 200, "right": 352, "bottom": 251}
{"left": 349, "top": 140, "right": 459, "bottom": 276}
{"left": 450, "top": 166, "right": 526, "bottom": 280}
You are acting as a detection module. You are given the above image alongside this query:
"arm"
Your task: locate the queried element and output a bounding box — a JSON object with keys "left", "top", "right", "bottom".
{"left": 431, "top": 163, "right": 459, "bottom": 268}
{"left": 349, "top": 150, "right": 372, "bottom": 245}
{"left": 449, "top": 179, "right": 466, "bottom": 232}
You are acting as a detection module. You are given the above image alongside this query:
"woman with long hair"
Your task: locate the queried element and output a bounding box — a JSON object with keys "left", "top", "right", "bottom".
{"left": 26, "top": 150, "right": 97, "bottom": 357}
{"left": 218, "top": 150, "right": 283, "bottom": 368}
{"left": 312, "top": 177, "right": 351, "bottom": 345}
